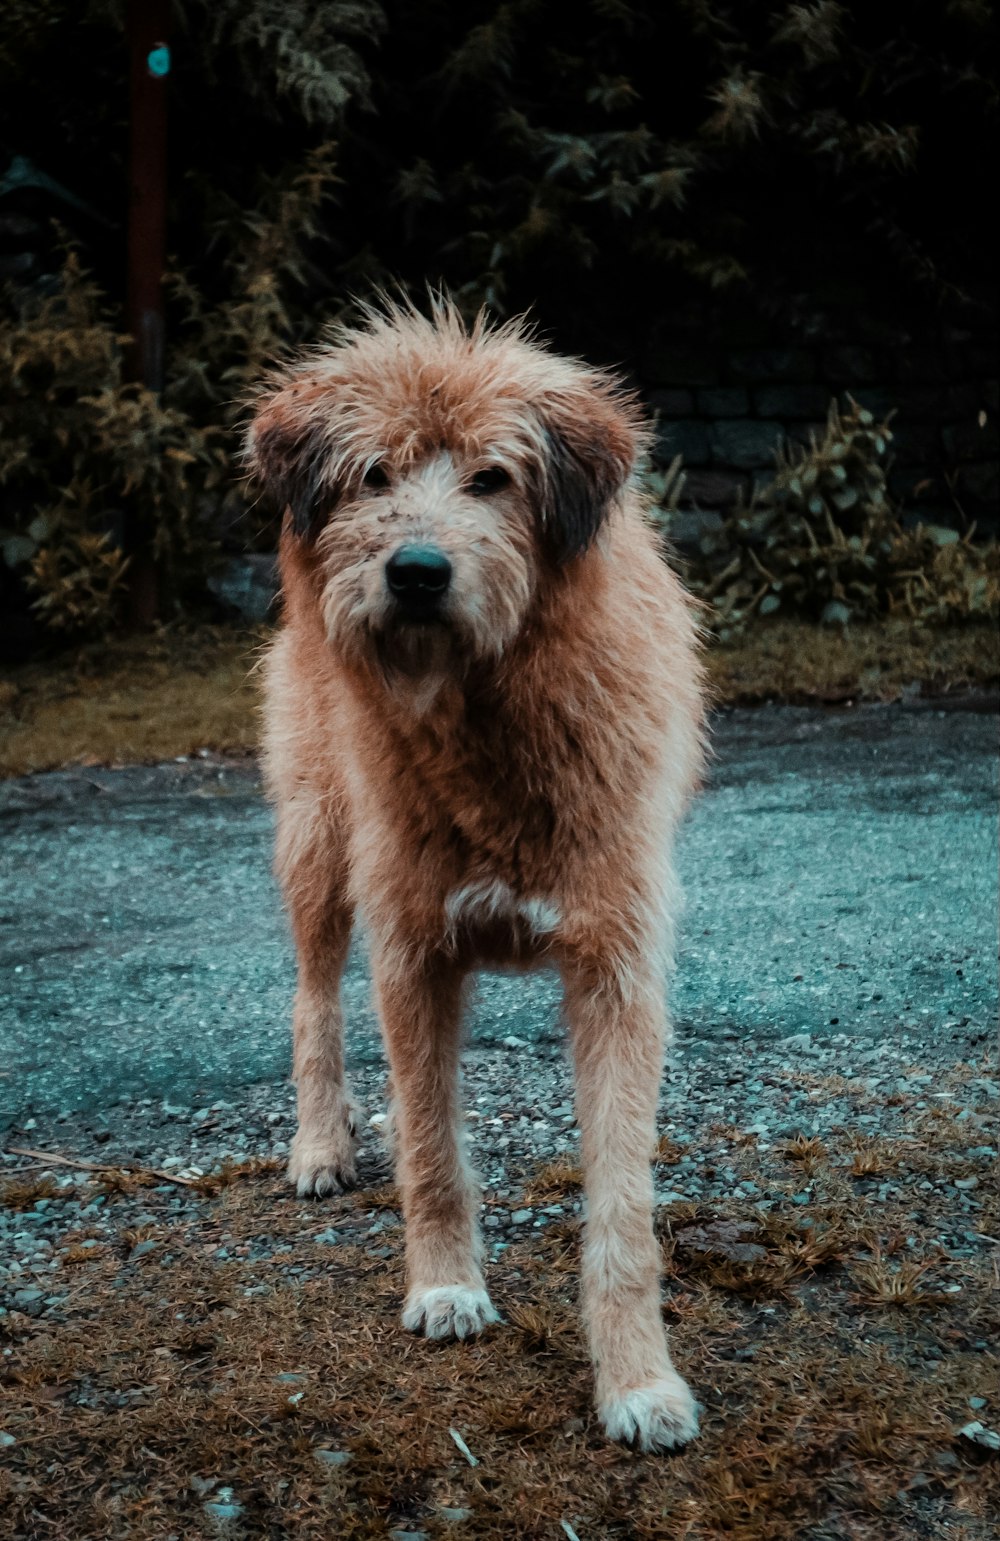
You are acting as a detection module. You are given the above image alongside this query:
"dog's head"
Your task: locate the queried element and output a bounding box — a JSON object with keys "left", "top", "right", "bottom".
{"left": 246, "top": 301, "right": 647, "bottom": 677}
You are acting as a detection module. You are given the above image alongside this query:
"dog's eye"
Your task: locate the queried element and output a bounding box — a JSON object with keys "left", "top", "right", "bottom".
{"left": 468, "top": 466, "right": 510, "bottom": 497}
{"left": 362, "top": 463, "right": 389, "bottom": 490}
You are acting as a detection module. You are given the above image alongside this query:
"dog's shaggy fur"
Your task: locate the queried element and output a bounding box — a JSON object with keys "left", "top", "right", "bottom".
{"left": 247, "top": 302, "right": 706, "bottom": 1451}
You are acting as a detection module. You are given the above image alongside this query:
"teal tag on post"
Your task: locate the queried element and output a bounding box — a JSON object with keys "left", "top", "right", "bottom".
{"left": 147, "top": 44, "right": 171, "bottom": 78}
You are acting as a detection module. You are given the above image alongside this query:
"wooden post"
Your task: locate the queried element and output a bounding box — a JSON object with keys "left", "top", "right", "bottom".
{"left": 124, "top": 0, "right": 171, "bottom": 626}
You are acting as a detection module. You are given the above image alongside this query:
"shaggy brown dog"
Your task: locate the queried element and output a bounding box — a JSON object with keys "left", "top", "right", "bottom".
{"left": 247, "top": 301, "right": 705, "bottom": 1451}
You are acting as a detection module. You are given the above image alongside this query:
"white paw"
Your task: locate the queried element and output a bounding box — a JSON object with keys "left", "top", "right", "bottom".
{"left": 287, "top": 1117, "right": 358, "bottom": 1197}
{"left": 600, "top": 1371, "right": 700, "bottom": 1452}
{"left": 369, "top": 1103, "right": 397, "bottom": 1161}
{"left": 402, "top": 1285, "right": 500, "bottom": 1341}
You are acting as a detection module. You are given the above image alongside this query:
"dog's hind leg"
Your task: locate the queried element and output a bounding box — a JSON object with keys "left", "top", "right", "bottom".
{"left": 562, "top": 947, "right": 699, "bottom": 1452}
{"left": 373, "top": 951, "right": 499, "bottom": 1340}
{"left": 277, "top": 793, "right": 359, "bottom": 1197}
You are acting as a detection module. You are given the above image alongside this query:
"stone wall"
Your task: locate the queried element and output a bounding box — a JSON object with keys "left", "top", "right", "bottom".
{"left": 641, "top": 329, "right": 998, "bottom": 533}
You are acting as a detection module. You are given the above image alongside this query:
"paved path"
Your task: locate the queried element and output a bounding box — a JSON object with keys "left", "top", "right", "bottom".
{"left": 1, "top": 705, "right": 996, "bottom": 1127}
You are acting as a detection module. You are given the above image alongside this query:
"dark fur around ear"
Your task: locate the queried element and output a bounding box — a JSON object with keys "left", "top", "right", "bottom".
{"left": 245, "top": 383, "right": 335, "bottom": 541}
{"left": 540, "top": 426, "right": 633, "bottom": 564}
{"left": 539, "top": 400, "right": 640, "bottom": 564}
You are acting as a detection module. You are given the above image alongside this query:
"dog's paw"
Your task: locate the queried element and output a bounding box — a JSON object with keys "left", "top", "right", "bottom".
{"left": 368, "top": 1103, "right": 397, "bottom": 1162}
{"left": 599, "top": 1372, "right": 700, "bottom": 1452}
{"left": 402, "top": 1285, "right": 500, "bottom": 1341}
{"left": 287, "top": 1119, "right": 358, "bottom": 1198}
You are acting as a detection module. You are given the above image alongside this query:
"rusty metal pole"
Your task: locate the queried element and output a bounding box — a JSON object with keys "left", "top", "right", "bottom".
{"left": 124, "top": 0, "right": 171, "bottom": 626}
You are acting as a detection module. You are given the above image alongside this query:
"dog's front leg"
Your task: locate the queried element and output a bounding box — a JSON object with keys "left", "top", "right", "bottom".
{"left": 278, "top": 816, "right": 359, "bottom": 1199}
{"left": 373, "top": 951, "right": 499, "bottom": 1340}
{"left": 562, "top": 951, "right": 699, "bottom": 1452}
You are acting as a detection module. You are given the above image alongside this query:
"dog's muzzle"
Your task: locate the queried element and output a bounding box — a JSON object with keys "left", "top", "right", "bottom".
{"left": 385, "top": 544, "right": 452, "bottom": 620}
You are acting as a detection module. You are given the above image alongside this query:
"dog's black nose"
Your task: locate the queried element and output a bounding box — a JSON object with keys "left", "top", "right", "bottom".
{"left": 385, "top": 545, "right": 452, "bottom": 612}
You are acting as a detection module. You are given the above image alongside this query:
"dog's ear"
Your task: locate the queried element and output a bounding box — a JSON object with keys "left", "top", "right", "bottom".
{"left": 245, "top": 377, "right": 337, "bottom": 540}
{"left": 535, "top": 382, "right": 642, "bottom": 563}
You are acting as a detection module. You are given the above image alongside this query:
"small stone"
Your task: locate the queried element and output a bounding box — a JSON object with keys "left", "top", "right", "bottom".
{"left": 313, "top": 1229, "right": 341, "bottom": 1245}
{"left": 314, "top": 1448, "right": 351, "bottom": 1467}
{"left": 439, "top": 1508, "right": 473, "bottom": 1523}
{"left": 130, "top": 1240, "right": 158, "bottom": 1259}
{"left": 954, "top": 1177, "right": 979, "bottom": 1191}
{"left": 778, "top": 1033, "right": 813, "bottom": 1054}
{"left": 204, "top": 1500, "right": 244, "bottom": 1524}
{"left": 510, "top": 1209, "right": 533, "bottom": 1224}
{"left": 959, "top": 1421, "right": 1000, "bottom": 1450}
{"left": 968, "top": 1396, "right": 987, "bottom": 1410}
{"left": 0, "top": 1432, "right": 16, "bottom": 1448}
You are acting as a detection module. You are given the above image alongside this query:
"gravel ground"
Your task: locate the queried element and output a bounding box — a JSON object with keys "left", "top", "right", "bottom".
{"left": 1, "top": 703, "right": 997, "bottom": 1540}
{"left": 2, "top": 700, "right": 997, "bottom": 1309}
{"left": 2, "top": 702, "right": 997, "bottom": 1125}
{"left": 2, "top": 1022, "right": 995, "bottom": 1308}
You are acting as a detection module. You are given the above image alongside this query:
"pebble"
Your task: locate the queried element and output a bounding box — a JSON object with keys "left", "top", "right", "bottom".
{"left": 958, "top": 1421, "right": 1000, "bottom": 1451}
{"left": 314, "top": 1448, "right": 351, "bottom": 1467}
{"left": 204, "top": 1500, "right": 244, "bottom": 1524}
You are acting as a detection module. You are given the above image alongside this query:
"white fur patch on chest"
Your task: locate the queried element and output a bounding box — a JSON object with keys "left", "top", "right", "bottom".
{"left": 444, "top": 878, "right": 561, "bottom": 944}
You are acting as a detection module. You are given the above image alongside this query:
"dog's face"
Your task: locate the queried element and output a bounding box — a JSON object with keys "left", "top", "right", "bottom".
{"left": 247, "top": 304, "right": 646, "bottom": 677}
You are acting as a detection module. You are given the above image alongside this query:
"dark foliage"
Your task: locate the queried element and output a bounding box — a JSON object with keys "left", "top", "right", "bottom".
{"left": 0, "top": 1, "right": 996, "bottom": 633}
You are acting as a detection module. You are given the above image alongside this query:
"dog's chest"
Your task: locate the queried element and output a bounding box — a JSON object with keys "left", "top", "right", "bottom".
{"left": 395, "top": 698, "right": 570, "bottom": 868}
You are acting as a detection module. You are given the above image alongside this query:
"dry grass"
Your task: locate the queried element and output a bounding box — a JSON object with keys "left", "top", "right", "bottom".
{"left": 2, "top": 1122, "right": 996, "bottom": 1541}
{"left": 0, "top": 625, "right": 265, "bottom": 778}
{"left": 705, "top": 618, "right": 999, "bottom": 707}
{"left": 522, "top": 1159, "right": 583, "bottom": 1204}
{"left": 1, "top": 618, "right": 997, "bottom": 778}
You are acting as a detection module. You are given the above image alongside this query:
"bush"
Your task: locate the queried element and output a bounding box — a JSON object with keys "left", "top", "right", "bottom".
{"left": 652, "top": 398, "right": 1000, "bottom": 632}
{"left": 0, "top": 143, "right": 339, "bottom": 633}
{"left": 0, "top": 3, "right": 995, "bottom": 636}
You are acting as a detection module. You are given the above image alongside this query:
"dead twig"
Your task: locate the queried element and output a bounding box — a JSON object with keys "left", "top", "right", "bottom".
{"left": 4, "top": 1146, "right": 200, "bottom": 1189}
